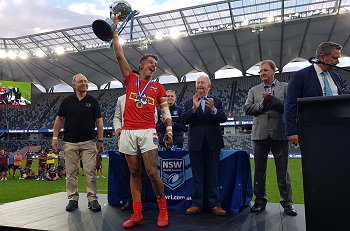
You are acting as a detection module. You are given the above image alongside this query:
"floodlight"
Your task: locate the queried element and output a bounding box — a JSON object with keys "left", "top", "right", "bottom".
{"left": 34, "top": 49, "right": 46, "bottom": 58}
{"left": 0, "top": 50, "right": 7, "bottom": 59}
{"left": 55, "top": 47, "right": 65, "bottom": 55}
{"left": 267, "top": 16, "right": 274, "bottom": 22}
{"left": 7, "top": 51, "right": 17, "bottom": 59}
{"left": 155, "top": 31, "right": 164, "bottom": 40}
{"left": 18, "top": 51, "right": 28, "bottom": 60}
{"left": 169, "top": 27, "right": 180, "bottom": 39}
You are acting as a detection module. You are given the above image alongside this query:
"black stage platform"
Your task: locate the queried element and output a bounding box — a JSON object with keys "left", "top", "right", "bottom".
{"left": 0, "top": 193, "right": 305, "bottom": 231}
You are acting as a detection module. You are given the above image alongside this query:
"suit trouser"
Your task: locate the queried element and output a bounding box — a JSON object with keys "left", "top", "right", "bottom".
{"left": 120, "top": 152, "right": 132, "bottom": 203}
{"left": 189, "top": 143, "right": 221, "bottom": 208}
{"left": 252, "top": 138, "right": 292, "bottom": 207}
{"left": 64, "top": 140, "right": 98, "bottom": 202}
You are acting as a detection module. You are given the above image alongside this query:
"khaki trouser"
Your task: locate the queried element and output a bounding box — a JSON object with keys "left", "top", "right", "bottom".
{"left": 64, "top": 140, "right": 98, "bottom": 202}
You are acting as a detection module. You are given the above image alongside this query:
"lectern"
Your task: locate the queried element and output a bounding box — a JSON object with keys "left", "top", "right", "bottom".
{"left": 298, "top": 95, "right": 350, "bottom": 231}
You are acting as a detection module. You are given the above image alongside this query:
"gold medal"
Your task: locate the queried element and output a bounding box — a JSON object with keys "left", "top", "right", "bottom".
{"left": 136, "top": 101, "right": 143, "bottom": 109}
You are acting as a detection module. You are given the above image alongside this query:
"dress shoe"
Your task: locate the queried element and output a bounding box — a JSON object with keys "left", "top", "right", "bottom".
{"left": 211, "top": 206, "right": 227, "bottom": 216}
{"left": 121, "top": 201, "right": 132, "bottom": 211}
{"left": 66, "top": 200, "right": 78, "bottom": 212}
{"left": 88, "top": 200, "right": 101, "bottom": 212}
{"left": 250, "top": 203, "right": 266, "bottom": 213}
{"left": 284, "top": 204, "right": 297, "bottom": 216}
{"left": 185, "top": 205, "right": 202, "bottom": 215}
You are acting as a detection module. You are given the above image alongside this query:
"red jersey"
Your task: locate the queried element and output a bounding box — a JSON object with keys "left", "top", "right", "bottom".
{"left": 0, "top": 154, "right": 9, "bottom": 166}
{"left": 123, "top": 71, "right": 166, "bottom": 130}
{"left": 25, "top": 152, "right": 34, "bottom": 163}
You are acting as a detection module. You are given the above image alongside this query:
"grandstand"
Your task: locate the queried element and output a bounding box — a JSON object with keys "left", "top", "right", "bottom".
{"left": 1, "top": 68, "right": 350, "bottom": 154}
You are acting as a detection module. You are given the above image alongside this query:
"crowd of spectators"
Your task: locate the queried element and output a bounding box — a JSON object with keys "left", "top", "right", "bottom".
{"left": 2, "top": 72, "right": 339, "bottom": 155}
{"left": 0, "top": 148, "right": 105, "bottom": 181}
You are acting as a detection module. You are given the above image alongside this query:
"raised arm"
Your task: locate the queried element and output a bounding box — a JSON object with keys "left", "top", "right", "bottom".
{"left": 111, "top": 16, "right": 131, "bottom": 82}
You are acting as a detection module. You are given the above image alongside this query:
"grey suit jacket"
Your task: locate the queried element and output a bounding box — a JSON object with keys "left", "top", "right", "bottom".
{"left": 243, "top": 80, "right": 287, "bottom": 141}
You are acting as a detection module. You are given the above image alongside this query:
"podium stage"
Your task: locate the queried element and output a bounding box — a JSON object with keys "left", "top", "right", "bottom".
{"left": 108, "top": 150, "right": 253, "bottom": 215}
{"left": 0, "top": 192, "right": 306, "bottom": 231}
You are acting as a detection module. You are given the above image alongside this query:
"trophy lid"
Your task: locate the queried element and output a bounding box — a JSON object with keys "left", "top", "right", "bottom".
{"left": 110, "top": 0, "right": 132, "bottom": 21}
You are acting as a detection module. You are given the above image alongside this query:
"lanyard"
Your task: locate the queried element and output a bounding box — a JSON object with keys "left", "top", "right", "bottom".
{"left": 136, "top": 77, "right": 152, "bottom": 99}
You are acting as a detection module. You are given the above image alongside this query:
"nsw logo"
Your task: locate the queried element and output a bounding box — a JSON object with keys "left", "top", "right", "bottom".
{"left": 161, "top": 158, "right": 185, "bottom": 190}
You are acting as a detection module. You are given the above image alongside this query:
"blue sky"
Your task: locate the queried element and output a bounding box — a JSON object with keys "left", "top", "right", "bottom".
{"left": 0, "top": 0, "right": 217, "bottom": 37}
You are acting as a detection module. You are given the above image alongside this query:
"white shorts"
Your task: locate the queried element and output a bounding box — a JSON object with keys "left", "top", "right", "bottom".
{"left": 119, "top": 128, "right": 158, "bottom": 155}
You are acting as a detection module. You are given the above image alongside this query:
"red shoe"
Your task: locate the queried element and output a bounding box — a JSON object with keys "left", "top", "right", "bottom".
{"left": 123, "top": 213, "right": 143, "bottom": 229}
{"left": 157, "top": 208, "right": 169, "bottom": 228}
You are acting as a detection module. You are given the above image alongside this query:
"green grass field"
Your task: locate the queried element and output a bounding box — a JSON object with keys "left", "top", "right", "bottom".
{"left": 0, "top": 80, "right": 32, "bottom": 103}
{"left": 0, "top": 158, "right": 304, "bottom": 204}
{"left": 0, "top": 159, "right": 109, "bottom": 204}
{"left": 251, "top": 159, "right": 304, "bottom": 204}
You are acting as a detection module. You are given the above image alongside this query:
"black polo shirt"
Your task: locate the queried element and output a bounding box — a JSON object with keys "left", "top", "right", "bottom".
{"left": 57, "top": 94, "right": 102, "bottom": 143}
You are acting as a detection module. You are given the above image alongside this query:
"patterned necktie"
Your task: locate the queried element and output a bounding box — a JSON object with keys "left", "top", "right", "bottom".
{"left": 321, "top": 71, "right": 333, "bottom": 96}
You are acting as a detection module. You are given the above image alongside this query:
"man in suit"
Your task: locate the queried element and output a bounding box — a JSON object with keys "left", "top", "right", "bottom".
{"left": 285, "top": 41, "right": 345, "bottom": 145}
{"left": 113, "top": 94, "right": 133, "bottom": 211}
{"left": 181, "top": 75, "right": 227, "bottom": 216}
{"left": 243, "top": 60, "right": 297, "bottom": 216}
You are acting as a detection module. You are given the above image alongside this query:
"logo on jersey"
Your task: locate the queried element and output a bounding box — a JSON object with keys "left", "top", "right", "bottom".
{"left": 150, "top": 86, "right": 157, "bottom": 92}
{"left": 86, "top": 103, "right": 92, "bottom": 107}
{"left": 129, "top": 92, "right": 155, "bottom": 106}
{"left": 160, "top": 158, "right": 185, "bottom": 190}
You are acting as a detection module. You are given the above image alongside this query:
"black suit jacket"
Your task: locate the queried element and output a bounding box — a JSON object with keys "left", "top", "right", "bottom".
{"left": 181, "top": 97, "right": 227, "bottom": 151}
{"left": 285, "top": 65, "right": 345, "bottom": 136}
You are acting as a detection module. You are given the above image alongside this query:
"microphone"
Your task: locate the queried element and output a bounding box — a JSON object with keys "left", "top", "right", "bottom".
{"left": 308, "top": 57, "right": 350, "bottom": 72}
{"left": 308, "top": 57, "right": 320, "bottom": 64}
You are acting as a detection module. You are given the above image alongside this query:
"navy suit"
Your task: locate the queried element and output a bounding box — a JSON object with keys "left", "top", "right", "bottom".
{"left": 156, "top": 104, "right": 187, "bottom": 149}
{"left": 285, "top": 65, "right": 345, "bottom": 136}
{"left": 181, "top": 96, "right": 227, "bottom": 208}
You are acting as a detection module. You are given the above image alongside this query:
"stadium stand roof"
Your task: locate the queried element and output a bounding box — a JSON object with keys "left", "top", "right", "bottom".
{"left": 1, "top": 0, "right": 350, "bottom": 92}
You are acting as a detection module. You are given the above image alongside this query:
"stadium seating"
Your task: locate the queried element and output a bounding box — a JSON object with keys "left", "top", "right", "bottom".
{"left": 2, "top": 70, "right": 349, "bottom": 155}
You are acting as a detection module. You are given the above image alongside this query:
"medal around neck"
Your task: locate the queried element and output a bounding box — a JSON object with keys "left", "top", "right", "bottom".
{"left": 92, "top": 0, "right": 139, "bottom": 42}
{"left": 136, "top": 101, "right": 143, "bottom": 109}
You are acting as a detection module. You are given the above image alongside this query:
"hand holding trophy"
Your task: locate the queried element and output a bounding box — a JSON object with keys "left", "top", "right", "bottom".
{"left": 92, "top": 0, "right": 139, "bottom": 42}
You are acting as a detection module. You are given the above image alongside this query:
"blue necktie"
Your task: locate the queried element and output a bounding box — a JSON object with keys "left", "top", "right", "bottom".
{"left": 321, "top": 71, "right": 333, "bottom": 96}
{"left": 200, "top": 97, "right": 206, "bottom": 112}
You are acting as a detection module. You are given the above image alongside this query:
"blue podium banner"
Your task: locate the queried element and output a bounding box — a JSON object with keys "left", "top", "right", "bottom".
{"left": 108, "top": 150, "right": 252, "bottom": 215}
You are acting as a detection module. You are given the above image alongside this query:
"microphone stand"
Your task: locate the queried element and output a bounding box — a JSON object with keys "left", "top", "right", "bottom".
{"left": 310, "top": 58, "right": 350, "bottom": 72}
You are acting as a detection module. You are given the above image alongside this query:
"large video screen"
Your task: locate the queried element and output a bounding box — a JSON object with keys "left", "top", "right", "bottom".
{"left": 0, "top": 80, "right": 31, "bottom": 105}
